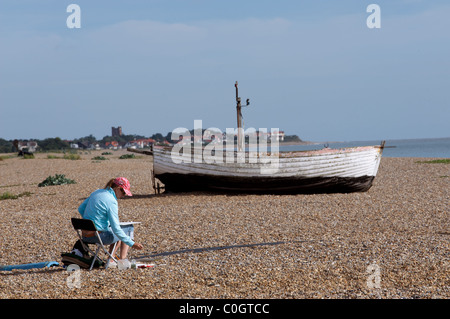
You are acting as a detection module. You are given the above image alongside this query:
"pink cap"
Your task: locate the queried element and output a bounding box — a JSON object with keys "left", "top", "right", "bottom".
{"left": 114, "top": 177, "right": 132, "bottom": 196}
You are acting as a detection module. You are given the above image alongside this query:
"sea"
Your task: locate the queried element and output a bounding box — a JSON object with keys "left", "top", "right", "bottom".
{"left": 278, "top": 137, "right": 450, "bottom": 158}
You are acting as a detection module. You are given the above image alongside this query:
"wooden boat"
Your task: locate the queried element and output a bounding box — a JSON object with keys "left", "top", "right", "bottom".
{"left": 151, "top": 143, "right": 384, "bottom": 194}
{"left": 146, "top": 82, "right": 385, "bottom": 194}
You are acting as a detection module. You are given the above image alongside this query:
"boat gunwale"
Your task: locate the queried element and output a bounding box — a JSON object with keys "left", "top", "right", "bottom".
{"left": 153, "top": 144, "right": 383, "bottom": 158}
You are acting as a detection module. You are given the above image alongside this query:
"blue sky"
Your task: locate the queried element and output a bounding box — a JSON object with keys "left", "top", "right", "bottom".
{"left": 1, "top": 0, "right": 449, "bottom": 142}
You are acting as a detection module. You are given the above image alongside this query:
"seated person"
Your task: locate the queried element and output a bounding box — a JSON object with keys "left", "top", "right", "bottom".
{"left": 74, "top": 177, "right": 143, "bottom": 263}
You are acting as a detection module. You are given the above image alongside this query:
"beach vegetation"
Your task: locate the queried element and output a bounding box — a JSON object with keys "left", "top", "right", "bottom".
{"left": 0, "top": 155, "right": 14, "bottom": 160}
{"left": 47, "top": 153, "right": 81, "bottom": 160}
{"left": 416, "top": 159, "right": 450, "bottom": 164}
{"left": 0, "top": 191, "right": 32, "bottom": 200}
{"left": 38, "top": 174, "right": 76, "bottom": 187}
{"left": 92, "top": 156, "right": 108, "bottom": 161}
{"left": 64, "top": 153, "right": 81, "bottom": 160}
{"left": 22, "top": 153, "right": 35, "bottom": 159}
{"left": 119, "top": 154, "right": 136, "bottom": 159}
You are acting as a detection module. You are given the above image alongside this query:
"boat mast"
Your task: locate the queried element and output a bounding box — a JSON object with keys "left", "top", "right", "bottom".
{"left": 235, "top": 81, "right": 249, "bottom": 152}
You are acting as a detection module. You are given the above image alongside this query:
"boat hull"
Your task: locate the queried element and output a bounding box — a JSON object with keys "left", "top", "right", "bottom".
{"left": 152, "top": 144, "right": 384, "bottom": 194}
{"left": 154, "top": 172, "right": 375, "bottom": 194}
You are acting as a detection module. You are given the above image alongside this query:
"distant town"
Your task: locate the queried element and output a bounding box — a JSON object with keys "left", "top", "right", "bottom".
{"left": 0, "top": 126, "right": 303, "bottom": 154}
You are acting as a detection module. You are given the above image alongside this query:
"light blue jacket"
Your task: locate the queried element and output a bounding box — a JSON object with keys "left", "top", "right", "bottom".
{"left": 78, "top": 187, "right": 134, "bottom": 247}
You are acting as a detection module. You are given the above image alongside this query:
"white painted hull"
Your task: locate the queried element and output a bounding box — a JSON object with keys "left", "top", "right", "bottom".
{"left": 152, "top": 144, "right": 384, "bottom": 193}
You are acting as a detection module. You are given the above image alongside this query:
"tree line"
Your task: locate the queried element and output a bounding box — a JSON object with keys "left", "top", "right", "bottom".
{"left": 0, "top": 133, "right": 172, "bottom": 153}
{"left": 0, "top": 131, "right": 302, "bottom": 153}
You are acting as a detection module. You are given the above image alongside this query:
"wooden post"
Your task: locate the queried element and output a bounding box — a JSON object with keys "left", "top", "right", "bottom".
{"left": 235, "top": 81, "right": 244, "bottom": 152}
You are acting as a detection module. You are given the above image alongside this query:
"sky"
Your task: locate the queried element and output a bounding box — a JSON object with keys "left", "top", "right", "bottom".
{"left": 0, "top": 0, "right": 449, "bottom": 142}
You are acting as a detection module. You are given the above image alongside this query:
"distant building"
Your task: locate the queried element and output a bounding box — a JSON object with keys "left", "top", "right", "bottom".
{"left": 105, "top": 141, "right": 120, "bottom": 149}
{"left": 15, "top": 141, "right": 38, "bottom": 153}
{"left": 270, "top": 131, "right": 285, "bottom": 141}
{"left": 89, "top": 143, "right": 101, "bottom": 150}
{"left": 76, "top": 141, "right": 90, "bottom": 149}
{"left": 124, "top": 138, "right": 155, "bottom": 149}
{"left": 112, "top": 126, "right": 122, "bottom": 137}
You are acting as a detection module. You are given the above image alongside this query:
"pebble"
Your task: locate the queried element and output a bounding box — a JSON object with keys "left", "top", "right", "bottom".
{"left": 0, "top": 150, "right": 448, "bottom": 299}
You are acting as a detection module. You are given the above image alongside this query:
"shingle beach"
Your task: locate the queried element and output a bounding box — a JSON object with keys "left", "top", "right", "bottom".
{"left": 0, "top": 150, "right": 448, "bottom": 299}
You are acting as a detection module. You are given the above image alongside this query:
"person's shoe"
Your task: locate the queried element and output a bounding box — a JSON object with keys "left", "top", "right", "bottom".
{"left": 72, "top": 240, "right": 90, "bottom": 258}
{"left": 106, "top": 258, "right": 118, "bottom": 268}
{"left": 71, "top": 248, "right": 83, "bottom": 258}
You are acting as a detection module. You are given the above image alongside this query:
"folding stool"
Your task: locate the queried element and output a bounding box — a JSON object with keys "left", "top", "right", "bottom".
{"left": 71, "top": 218, "right": 118, "bottom": 270}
